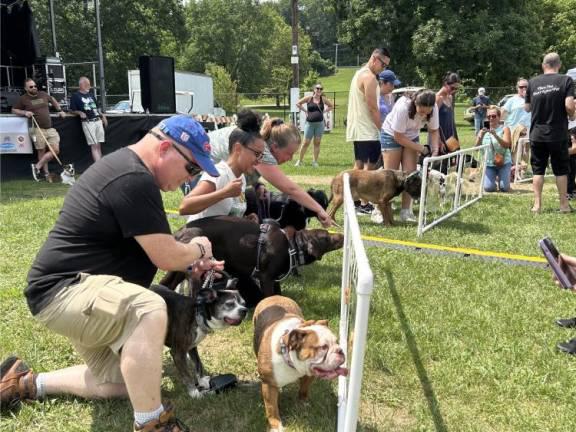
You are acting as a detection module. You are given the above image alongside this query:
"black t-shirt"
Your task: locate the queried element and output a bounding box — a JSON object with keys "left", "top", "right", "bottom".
{"left": 69, "top": 90, "right": 100, "bottom": 120}
{"left": 526, "top": 73, "right": 574, "bottom": 142}
{"left": 26, "top": 148, "right": 171, "bottom": 315}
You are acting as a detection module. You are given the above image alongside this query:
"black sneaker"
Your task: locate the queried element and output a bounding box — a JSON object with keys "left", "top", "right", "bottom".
{"left": 31, "top": 164, "right": 41, "bottom": 182}
{"left": 556, "top": 317, "right": 576, "bottom": 329}
{"left": 557, "top": 338, "right": 576, "bottom": 355}
{"left": 356, "top": 204, "right": 373, "bottom": 216}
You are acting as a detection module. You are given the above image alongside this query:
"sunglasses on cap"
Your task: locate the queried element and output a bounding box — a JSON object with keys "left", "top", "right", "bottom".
{"left": 148, "top": 130, "right": 203, "bottom": 177}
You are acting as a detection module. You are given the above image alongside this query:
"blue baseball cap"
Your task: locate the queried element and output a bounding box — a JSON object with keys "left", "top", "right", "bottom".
{"left": 157, "top": 115, "right": 219, "bottom": 177}
{"left": 378, "top": 69, "right": 401, "bottom": 87}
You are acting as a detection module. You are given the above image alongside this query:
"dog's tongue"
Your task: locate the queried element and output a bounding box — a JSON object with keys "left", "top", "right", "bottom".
{"left": 313, "top": 366, "right": 348, "bottom": 380}
{"left": 224, "top": 317, "right": 242, "bottom": 326}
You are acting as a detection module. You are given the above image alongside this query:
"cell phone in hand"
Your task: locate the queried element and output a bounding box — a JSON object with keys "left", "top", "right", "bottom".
{"left": 539, "top": 237, "right": 573, "bottom": 289}
{"left": 483, "top": 120, "right": 490, "bottom": 129}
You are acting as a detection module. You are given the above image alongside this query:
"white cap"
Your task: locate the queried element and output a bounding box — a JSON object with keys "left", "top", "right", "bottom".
{"left": 478, "top": 87, "right": 486, "bottom": 94}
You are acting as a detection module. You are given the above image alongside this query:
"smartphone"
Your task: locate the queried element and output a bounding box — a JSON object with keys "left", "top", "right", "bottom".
{"left": 483, "top": 120, "right": 490, "bottom": 129}
{"left": 539, "top": 237, "right": 573, "bottom": 289}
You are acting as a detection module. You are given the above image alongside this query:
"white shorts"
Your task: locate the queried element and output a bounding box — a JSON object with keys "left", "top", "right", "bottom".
{"left": 82, "top": 119, "right": 105, "bottom": 145}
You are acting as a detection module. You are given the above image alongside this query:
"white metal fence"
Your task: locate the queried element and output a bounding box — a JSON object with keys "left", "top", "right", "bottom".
{"left": 417, "top": 145, "right": 489, "bottom": 237}
{"left": 337, "top": 173, "right": 374, "bottom": 432}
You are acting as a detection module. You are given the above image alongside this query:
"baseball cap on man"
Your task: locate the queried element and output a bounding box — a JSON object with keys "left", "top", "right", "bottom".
{"left": 378, "top": 69, "right": 401, "bottom": 86}
{"left": 157, "top": 115, "right": 219, "bottom": 177}
{"left": 478, "top": 87, "right": 486, "bottom": 94}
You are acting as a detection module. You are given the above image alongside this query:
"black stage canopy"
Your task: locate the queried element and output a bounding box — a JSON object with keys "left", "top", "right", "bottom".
{"left": 1, "top": 0, "right": 41, "bottom": 72}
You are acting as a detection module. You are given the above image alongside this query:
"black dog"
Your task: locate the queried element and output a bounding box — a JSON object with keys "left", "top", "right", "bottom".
{"left": 159, "top": 215, "right": 344, "bottom": 307}
{"left": 245, "top": 188, "right": 329, "bottom": 230}
{"left": 150, "top": 274, "right": 247, "bottom": 398}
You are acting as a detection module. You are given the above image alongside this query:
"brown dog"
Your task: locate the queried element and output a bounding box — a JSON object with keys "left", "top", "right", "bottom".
{"left": 253, "top": 296, "right": 347, "bottom": 432}
{"left": 328, "top": 169, "right": 422, "bottom": 225}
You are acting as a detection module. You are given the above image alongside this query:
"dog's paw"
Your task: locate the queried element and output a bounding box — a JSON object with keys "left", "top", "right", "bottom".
{"left": 198, "top": 375, "right": 211, "bottom": 390}
{"left": 187, "top": 387, "right": 205, "bottom": 399}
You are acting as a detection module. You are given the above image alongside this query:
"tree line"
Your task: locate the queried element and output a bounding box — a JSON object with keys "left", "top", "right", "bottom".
{"left": 27, "top": 0, "right": 575, "bottom": 111}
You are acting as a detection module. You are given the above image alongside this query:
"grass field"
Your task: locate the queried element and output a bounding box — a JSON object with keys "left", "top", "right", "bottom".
{"left": 2, "top": 77, "right": 576, "bottom": 431}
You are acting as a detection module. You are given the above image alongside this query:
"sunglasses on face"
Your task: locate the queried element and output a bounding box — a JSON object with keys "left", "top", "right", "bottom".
{"left": 487, "top": 114, "right": 498, "bottom": 119}
{"left": 518, "top": 85, "right": 527, "bottom": 89}
{"left": 376, "top": 57, "right": 389, "bottom": 68}
{"left": 148, "top": 130, "right": 203, "bottom": 177}
{"left": 315, "top": 87, "right": 323, "bottom": 91}
{"left": 245, "top": 145, "right": 264, "bottom": 161}
{"left": 28, "top": 85, "right": 37, "bottom": 89}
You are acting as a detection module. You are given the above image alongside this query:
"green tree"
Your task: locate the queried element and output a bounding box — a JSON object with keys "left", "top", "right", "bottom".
{"left": 541, "top": 0, "right": 576, "bottom": 70}
{"left": 27, "top": 0, "right": 186, "bottom": 95}
{"left": 335, "top": 0, "right": 547, "bottom": 88}
{"left": 205, "top": 63, "right": 238, "bottom": 114}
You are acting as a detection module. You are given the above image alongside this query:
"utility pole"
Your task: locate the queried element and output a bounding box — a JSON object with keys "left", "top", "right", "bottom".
{"left": 48, "top": 0, "right": 57, "bottom": 55}
{"left": 290, "top": 0, "right": 299, "bottom": 126}
{"left": 95, "top": 0, "right": 107, "bottom": 111}
{"left": 334, "top": 43, "right": 339, "bottom": 71}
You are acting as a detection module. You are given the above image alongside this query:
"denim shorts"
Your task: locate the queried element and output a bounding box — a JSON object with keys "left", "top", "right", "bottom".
{"left": 304, "top": 121, "right": 325, "bottom": 140}
{"left": 381, "top": 132, "right": 419, "bottom": 152}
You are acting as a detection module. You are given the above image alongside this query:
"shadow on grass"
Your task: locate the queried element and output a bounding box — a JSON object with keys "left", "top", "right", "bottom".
{"left": 385, "top": 270, "right": 448, "bottom": 432}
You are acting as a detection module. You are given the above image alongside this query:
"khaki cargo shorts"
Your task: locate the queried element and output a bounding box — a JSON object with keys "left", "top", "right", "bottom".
{"left": 35, "top": 274, "right": 166, "bottom": 384}
{"left": 31, "top": 127, "right": 60, "bottom": 152}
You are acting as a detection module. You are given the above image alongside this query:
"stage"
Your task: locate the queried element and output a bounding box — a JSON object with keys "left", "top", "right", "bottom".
{"left": 0, "top": 113, "right": 172, "bottom": 181}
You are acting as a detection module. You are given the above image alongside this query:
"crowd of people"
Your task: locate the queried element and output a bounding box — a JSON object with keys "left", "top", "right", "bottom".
{"left": 2, "top": 48, "right": 575, "bottom": 431}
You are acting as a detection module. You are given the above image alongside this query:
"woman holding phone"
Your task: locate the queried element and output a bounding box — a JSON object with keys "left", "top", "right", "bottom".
{"left": 475, "top": 106, "right": 512, "bottom": 193}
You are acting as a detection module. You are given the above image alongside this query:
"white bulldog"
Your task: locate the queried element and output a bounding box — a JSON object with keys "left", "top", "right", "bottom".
{"left": 253, "top": 295, "right": 347, "bottom": 432}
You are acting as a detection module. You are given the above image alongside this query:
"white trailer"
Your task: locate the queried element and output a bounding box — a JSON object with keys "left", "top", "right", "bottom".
{"left": 128, "top": 70, "right": 215, "bottom": 115}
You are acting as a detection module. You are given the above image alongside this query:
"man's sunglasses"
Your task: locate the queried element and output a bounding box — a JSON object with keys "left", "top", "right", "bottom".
{"left": 148, "top": 130, "right": 203, "bottom": 176}
{"left": 376, "top": 57, "right": 389, "bottom": 68}
{"left": 245, "top": 145, "right": 264, "bottom": 161}
{"left": 518, "top": 85, "right": 527, "bottom": 89}
{"left": 27, "top": 85, "right": 37, "bottom": 89}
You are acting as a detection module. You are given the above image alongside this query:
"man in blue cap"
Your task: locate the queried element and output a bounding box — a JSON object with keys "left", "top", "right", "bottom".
{"left": 0, "top": 115, "right": 221, "bottom": 431}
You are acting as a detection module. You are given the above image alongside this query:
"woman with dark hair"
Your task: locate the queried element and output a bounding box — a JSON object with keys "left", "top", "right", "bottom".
{"left": 294, "top": 83, "right": 333, "bottom": 167}
{"left": 180, "top": 110, "right": 265, "bottom": 221}
{"left": 193, "top": 110, "right": 333, "bottom": 226}
{"left": 436, "top": 72, "right": 461, "bottom": 158}
{"left": 380, "top": 89, "right": 439, "bottom": 222}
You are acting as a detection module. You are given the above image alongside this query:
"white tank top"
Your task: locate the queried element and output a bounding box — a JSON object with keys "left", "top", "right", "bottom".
{"left": 346, "top": 66, "right": 380, "bottom": 142}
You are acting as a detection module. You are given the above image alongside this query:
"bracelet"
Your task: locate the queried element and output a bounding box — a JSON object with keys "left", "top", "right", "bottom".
{"left": 196, "top": 243, "right": 206, "bottom": 258}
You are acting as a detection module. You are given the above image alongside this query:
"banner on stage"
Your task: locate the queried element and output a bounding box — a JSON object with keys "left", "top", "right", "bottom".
{"left": 0, "top": 116, "right": 33, "bottom": 154}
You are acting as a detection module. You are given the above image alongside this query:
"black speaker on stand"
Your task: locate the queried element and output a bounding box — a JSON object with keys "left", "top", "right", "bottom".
{"left": 139, "top": 56, "right": 176, "bottom": 114}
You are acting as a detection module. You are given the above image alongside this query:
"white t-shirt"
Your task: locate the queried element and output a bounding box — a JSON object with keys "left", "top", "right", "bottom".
{"left": 381, "top": 96, "right": 440, "bottom": 140}
{"left": 187, "top": 161, "right": 247, "bottom": 222}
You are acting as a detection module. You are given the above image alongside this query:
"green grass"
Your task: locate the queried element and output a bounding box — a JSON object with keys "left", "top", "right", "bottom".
{"left": 2, "top": 89, "right": 576, "bottom": 431}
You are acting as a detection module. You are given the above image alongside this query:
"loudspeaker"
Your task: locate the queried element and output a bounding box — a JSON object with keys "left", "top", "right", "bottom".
{"left": 139, "top": 56, "right": 176, "bottom": 114}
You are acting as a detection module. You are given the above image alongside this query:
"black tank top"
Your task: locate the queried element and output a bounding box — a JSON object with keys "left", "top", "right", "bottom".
{"left": 306, "top": 97, "right": 325, "bottom": 122}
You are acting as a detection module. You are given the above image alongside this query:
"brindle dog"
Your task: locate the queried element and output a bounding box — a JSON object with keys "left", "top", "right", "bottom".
{"left": 328, "top": 169, "right": 422, "bottom": 225}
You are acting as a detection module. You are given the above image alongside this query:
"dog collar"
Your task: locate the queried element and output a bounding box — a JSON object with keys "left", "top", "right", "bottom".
{"left": 279, "top": 330, "right": 296, "bottom": 369}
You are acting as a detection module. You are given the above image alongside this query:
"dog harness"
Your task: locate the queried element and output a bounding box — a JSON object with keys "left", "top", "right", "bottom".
{"left": 251, "top": 221, "right": 307, "bottom": 286}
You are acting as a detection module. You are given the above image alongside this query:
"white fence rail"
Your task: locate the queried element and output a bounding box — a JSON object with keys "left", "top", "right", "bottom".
{"left": 337, "top": 173, "right": 374, "bottom": 432}
{"left": 417, "top": 145, "right": 489, "bottom": 236}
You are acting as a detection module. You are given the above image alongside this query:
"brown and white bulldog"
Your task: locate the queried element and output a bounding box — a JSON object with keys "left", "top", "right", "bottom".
{"left": 253, "top": 295, "right": 347, "bottom": 432}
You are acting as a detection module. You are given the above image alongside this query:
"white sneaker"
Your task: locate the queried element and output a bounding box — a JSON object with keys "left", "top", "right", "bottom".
{"left": 370, "top": 208, "right": 383, "bottom": 224}
{"left": 312, "top": 161, "right": 319, "bottom": 168}
{"left": 400, "top": 209, "right": 417, "bottom": 223}
{"left": 294, "top": 160, "right": 302, "bottom": 167}
{"left": 31, "top": 164, "right": 40, "bottom": 182}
